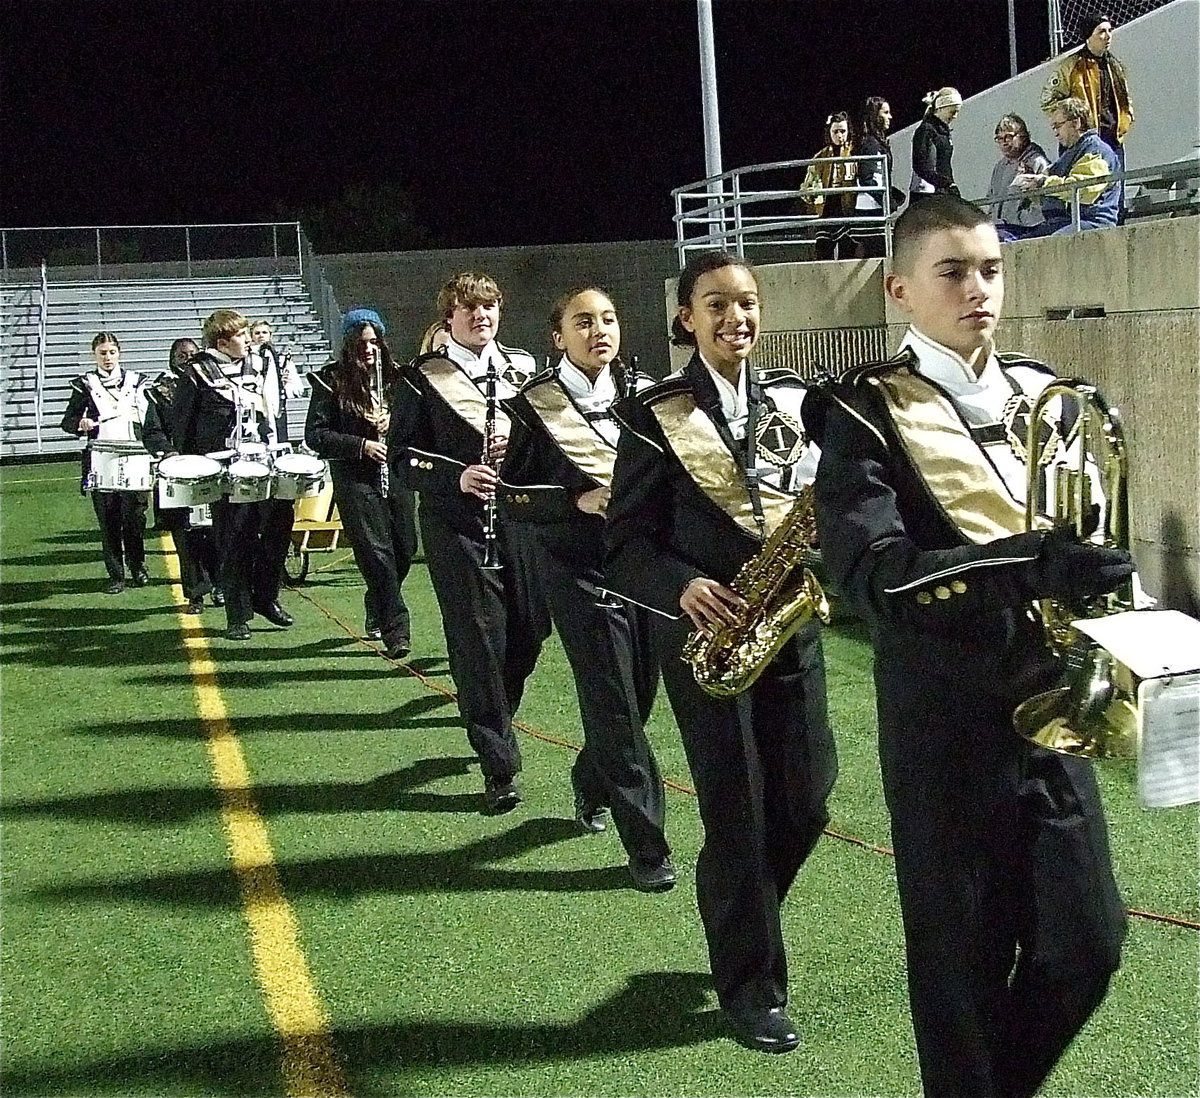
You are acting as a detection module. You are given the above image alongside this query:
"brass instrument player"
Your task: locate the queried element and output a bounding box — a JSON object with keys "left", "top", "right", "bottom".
{"left": 387, "top": 272, "right": 548, "bottom": 814}
{"left": 802, "top": 195, "right": 1131, "bottom": 1098}
{"left": 305, "top": 309, "right": 415, "bottom": 658}
{"left": 605, "top": 252, "right": 837, "bottom": 1054}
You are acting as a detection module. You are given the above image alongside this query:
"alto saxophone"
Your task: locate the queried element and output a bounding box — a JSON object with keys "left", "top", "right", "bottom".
{"left": 682, "top": 486, "right": 830, "bottom": 697}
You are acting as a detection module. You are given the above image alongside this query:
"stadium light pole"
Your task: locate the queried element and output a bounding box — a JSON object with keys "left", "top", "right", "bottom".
{"left": 1007, "top": 0, "right": 1019, "bottom": 77}
{"left": 696, "top": 0, "right": 726, "bottom": 244}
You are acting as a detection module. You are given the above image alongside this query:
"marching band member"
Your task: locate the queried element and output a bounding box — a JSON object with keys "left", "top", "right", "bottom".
{"left": 802, "top": 196, "right": 1129, "bottom": 1097}
{"left": 171, "top": 309, "right": 295, "bottom": 641}
{"left": 501, "top": 287, "right": 674, "bottom": 891}
{"left": 605, "top": 253, "right": 837, "bottom": 1053}
{"left": 250, "top": 318, "right": 306, "bottom": 442}
{"left": 305, "top": 308, "right": 415, "bottom": 658}
{"left": 142, "top": 338, "right": 220, "bottom": 613}
{"left": 61, "top": 332, "right": 152, "bottom": 594}
{"left": 387, "top": 272, "right": 549, "bottom": 814}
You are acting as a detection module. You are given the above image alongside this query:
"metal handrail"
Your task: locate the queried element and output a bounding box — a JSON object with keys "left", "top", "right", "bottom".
{"left": 672, "top": 153, "right": 895, "bottom": 267}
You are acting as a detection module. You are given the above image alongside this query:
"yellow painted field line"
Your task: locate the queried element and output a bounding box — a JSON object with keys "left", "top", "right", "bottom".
{"left": 163, "top": 542, "right": 350, "bottom": 1097}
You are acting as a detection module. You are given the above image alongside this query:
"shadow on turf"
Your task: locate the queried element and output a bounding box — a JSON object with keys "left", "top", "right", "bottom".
{"left": 26, "top": 817, "right": 638, "bottom": 906}
{"left": 0, "top": 971, "right": 723, "bottom": 1095}
{"left": 3, "top": 757, "right": 483, "bottom": 823}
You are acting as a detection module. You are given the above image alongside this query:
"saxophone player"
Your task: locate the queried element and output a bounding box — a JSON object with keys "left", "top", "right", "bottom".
{"left": 501, "top": 287, "right": 673, "bottom": 892}
{"left": 605, "top": 252, "right": 837, "bottom": 1054}
{"left": 802, "top": 195, "right": 1131, "bottom": 1098}
{"left": 387, "top": 272, "right": 549, "bottom": 814}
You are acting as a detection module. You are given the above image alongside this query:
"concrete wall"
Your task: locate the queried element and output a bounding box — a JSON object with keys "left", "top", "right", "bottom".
{"left": 316, "top": 241, "right": 679, "bottom": 373}
{"left": 890, "top": 0, "right": 1200, "bottom": 203}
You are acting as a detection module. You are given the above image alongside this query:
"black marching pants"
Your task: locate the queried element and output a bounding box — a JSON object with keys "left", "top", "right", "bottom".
{"left": 420, "top": 505, "right": 551, "bottom": 781}
{"left": 541, "top": 556, "right": 668, "bottom": 864}
{"left": 878, "top": 665, "right": 1127, "bottom": 1098}
{"left": 211, "top": 496, "right": 294, "bottom": 628}
{"left": 654, "top": 617, "right": 837, "bottom": 1012}
{"left": 91, "top": 489, "right": 148, "bottom": 580}
{"left": 333, "top": 475, "right": 416, "bottom": 641}
{"left": 159, "top": 505, "right": 218, "bottom": 599}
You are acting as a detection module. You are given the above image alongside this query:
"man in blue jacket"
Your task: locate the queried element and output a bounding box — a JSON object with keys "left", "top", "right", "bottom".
{"left": 1012, "top": 96, "right": 1119, "bottom": 235}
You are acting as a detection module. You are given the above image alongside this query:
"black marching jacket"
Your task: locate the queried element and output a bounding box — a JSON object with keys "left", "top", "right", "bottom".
{"left": 801, "top": 350, "right": 1066, "bottom": 703}
{"left": 170, "top": 352, "right": 269, "bottom": 455}
{"left": 305, "top": 362, "right": 391, "bottom": 485}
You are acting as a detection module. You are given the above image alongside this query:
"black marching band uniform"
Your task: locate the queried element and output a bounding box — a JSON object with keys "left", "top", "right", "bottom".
{"left": 387, "top": 337, "right": 550, "bottom": 801}
{"left": 305, "top": 360, "right": 415, "bottom": 654}
{"left": 170, "top": 346, "right": 295, "bottom": 636}
{"left": 802, "top": 328, "right": 1127, "bottom": 1098}
{"left": 605, "top": 354, "right": 838, "bottom": 1024}
{"left": 61, "top": 364, "right": 152, "bottom": 588}
{"left": 501, "top": 353, "right": 671, "bottom": 874}
{"left": 142, "top": 359, "right": 219, "bottom": 606}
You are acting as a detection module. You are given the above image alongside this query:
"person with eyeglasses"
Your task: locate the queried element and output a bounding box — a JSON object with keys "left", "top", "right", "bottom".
{"left": 986, "top": 114, "right": 1050, "bottom": 239}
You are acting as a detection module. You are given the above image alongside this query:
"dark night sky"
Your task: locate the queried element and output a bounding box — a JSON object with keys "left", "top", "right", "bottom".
{"left": 3, "top": 0, "right": 1054, "bottom": 249}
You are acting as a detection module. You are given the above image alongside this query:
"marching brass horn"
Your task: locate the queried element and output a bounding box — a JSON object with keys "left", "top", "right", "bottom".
{"left": 1013, "top": 379, "right": 1140, "bottom": 759}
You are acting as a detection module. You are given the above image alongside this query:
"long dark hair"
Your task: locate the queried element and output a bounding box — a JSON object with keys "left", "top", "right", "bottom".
{"left": 670, "top": 251, "right": 756, "bottom": 346}
{"left": 334, "top": 321, "right": 398, "bottom": 417}
{"left": 861, "top": 97, "right": 890, "bottom": 143}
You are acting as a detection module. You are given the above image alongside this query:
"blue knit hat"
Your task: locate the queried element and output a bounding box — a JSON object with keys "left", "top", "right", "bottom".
{"left": 341, "top": 307, "right": 386, "bottom": 336}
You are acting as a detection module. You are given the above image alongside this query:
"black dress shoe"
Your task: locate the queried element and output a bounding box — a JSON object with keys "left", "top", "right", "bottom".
{"left": 628, "top": 855, "right": 677, "bottom": 893}
{"left": 131, "top": 569, "right": 150, "bottom": 587}
{"left": 724, "top": 1005, "right": 800, "bottom": 1054}
{"left": 572, "top": 778, "right": 607, "bottom": 833}
{"left": 211, "top": 590, "right": 226, "bottom": 607}
{"left": 383, "top": 632, "right": 411, "bottom": 660}
{"left": 483, "top": 777, "right": 522, "bottom": 815}
{"left": 104, "top": 579, "right": 125, "bottom": 595}
{"left": 225, "top": 622, "right": 252, "bottom": 641}
{"left": 185, "top": 596, "right": 205, "bottom": 615}
{"left": 254, "top": 601, "right": 294, "bottom": 627}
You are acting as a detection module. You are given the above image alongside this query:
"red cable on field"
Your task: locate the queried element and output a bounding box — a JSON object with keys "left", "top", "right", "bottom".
{"left": 292, "top": 585, "right": 1200, "bottom": 932}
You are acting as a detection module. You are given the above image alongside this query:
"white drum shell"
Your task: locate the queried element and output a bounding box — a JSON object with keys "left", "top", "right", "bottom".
{"left": 157, "top": 455, "right": 225, "bottom": 508}
{"left": 272, "top": 453, "right": 328, "bottom": 500}
{"left": 92, "top": 449, "right": 154, "bottom": 492}
{"left": 227, "top": 460, "right": 272, "bottom": 504}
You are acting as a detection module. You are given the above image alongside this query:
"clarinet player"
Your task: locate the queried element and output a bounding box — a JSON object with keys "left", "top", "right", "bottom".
{"left": 605, "top": 251, "right": 837, "bottom": 1053}
{"left": 388, "top": 272, "right": 548, "bottom": 813}
{"left": 306, "top": 308, "right": 416, "bottom": 658}
{"left": 501, "top": 287, "right": 674, "bottom": 891}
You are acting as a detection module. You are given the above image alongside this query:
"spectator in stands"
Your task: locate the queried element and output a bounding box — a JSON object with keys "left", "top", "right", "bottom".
{"left": 910, "top": 88, "right": 962, "bottom": 202}
{"left": 854, "top": 96, "right": 904, "bottom": 257}
{"left": 1013, "top": 96, "right": 1118, "bottom": 235}
{"left": 249, "top": 318, "right": 305, "bottom": 442}
{"left": 800, "top": 112, "right": 858, "bottom": 260}
{"left": 1041, "top": 12, "right": 1133, "bottom": 222}
{"left": 986, "top": 114, "right": 1050, "bottom": 237}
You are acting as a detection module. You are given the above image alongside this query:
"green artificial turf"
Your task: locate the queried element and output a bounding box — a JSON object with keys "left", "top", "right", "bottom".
{"left": 1, "top": 463, "right": 1196, "bottom": 1097}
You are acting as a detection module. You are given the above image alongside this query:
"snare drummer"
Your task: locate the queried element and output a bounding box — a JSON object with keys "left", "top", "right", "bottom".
{"left": 143, "top": 337, "right": 221, "bottom": 614}
{"left": 171, "top": 309, "right": 295, "bottom": 641}
{"left": 60, "top": 332, "right": 152, "bottom": 595}
{"left": 305, "top": 308, "right": 416, "bottom": 658}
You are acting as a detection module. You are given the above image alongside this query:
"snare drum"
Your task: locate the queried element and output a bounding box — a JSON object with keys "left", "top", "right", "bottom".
{"left": 226, "top": 459, "right": 272, "bottom": 503}
{"left": 157, "top": 454, "right": 225, "bottom": 508}
{"left": 90, "top": 442, "right": 154, "bottom": 492}
{"left": 272, "top": 452, "right": 328, "bottom": 499}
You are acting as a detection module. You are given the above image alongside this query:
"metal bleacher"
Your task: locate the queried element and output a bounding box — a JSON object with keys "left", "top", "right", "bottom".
{"left": 0, "top": 274, "right": 332, "bottom": 460}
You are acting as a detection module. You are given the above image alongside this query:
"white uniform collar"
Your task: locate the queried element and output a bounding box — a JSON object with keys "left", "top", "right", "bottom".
{"left": 698, "top": 352, "right": 748, "bottom": 426}
{"left": 445, "top": 336, "right": 503, "bottom": 376}
{"left": 900, "top": 326, "right": 1004, "bottom": 400}
{"left": 557, "top": 354, "right": 616, "bottom": 405}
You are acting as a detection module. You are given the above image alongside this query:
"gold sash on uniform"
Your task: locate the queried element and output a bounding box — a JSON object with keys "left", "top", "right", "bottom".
{"left": 417, "top": 355, "right": 511, "bottom": 439}
{"left": 650, "top": 392, "right": 793, "bottom": 539}
{"left": 868, "top": 369, "right": 1028, "bottom": 544}
{"left": 523, "top": 379, "right": 617, "bottom": 488}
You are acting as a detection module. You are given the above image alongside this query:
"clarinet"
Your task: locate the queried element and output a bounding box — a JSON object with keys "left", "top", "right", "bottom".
{"left": 481, "top": 356, "right": 502, "bottom": 570}
{"left": 374, "top": 358, "right": 389, "bottom": 499}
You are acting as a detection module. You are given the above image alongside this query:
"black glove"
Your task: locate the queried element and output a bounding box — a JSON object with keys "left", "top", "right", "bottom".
{"left": 1032, "top": 526, "right": 1134, "bottom": 602}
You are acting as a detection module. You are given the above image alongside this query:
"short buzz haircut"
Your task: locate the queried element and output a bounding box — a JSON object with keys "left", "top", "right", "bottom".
{"left": 437, "top": 272, "right": 503, "bottom": 320}
{"left": 202, "top": 308, "right": 249, "bottom": 348}
{"left": 891, "top": 194, "right": 994, "bottom": 273}
{"left": 1049, "top": 95, "right": 1095, "bottom": 130}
